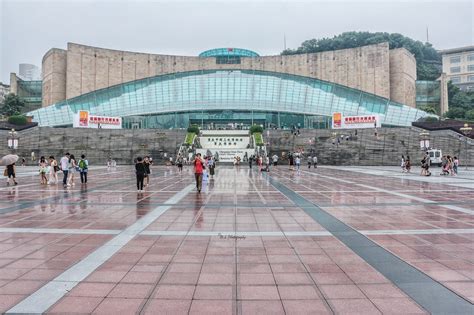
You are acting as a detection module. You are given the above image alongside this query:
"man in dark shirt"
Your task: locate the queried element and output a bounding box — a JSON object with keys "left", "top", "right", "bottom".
{"left": 135, "top": 157, "right": 146, "bottom": 192}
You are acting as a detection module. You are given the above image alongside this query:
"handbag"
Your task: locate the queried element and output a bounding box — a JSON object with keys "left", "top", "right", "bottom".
{"left": 3, "top": 168, "right": 7, "bottom": 177}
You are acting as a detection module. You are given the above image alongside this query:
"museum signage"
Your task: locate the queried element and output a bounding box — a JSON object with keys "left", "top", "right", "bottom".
{"left": 73, "top": 110, "right": 122, "bottom": 129}
{"left": 332, "top": 113, "right": 380, "bottom": 129}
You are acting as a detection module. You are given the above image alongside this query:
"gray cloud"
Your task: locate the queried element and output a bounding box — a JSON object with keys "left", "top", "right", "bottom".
{"left": 1, "top": 0, "right": 473, "bottom": 83}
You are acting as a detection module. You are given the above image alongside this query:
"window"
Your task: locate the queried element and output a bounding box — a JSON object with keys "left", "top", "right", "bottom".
{"left": 468, "top": 75, "right": 474, "bottom": 82}
{"left": 450, "top": 56, "right": 461, "bottom": 63}
{"left": 450, "top": 66, "right": 461, "bottom": 73}
{"left": 450, "top": 76, "right": 461, "bottom": 84}
{"left": 468, "top": 54, "right": 474, "bottom": 62}
{"left": 468, "top": 65, "right": 474, "bottom": 72}
{"left": 216, "top": 56, "right": 241, "bottom": 64}
{"left": 467, "top": 85, "right": 474, "bottom": 91}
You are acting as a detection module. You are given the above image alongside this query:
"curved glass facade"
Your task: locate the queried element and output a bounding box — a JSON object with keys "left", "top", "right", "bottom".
{"left": 199, "top": 48, "right": 259, "bottom": 57}
{"left": 27, "top": 70, "right": 432, "bottom": 128}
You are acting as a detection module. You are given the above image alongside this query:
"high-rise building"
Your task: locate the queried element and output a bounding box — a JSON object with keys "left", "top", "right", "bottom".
{"left": 19, "top": 63, "right": 41, "bottom": 81}
{"left": 439, "top": 46, "right": 474, "bottom": 91}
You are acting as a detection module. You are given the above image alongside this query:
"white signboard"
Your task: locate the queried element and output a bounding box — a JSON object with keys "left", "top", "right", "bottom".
{"left": 196, "top": 149, "right": 255, "bottom": 163}
{"left": 73, "top": 110, "right": 122, "bottom": 129}
{"left": 332, "top": 112, "right": 380, "bottom": 129}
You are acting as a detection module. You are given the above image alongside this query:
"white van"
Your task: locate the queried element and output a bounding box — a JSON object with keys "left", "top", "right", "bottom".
{"left": 427, "top": 149, "right": 442, "bottom": 166}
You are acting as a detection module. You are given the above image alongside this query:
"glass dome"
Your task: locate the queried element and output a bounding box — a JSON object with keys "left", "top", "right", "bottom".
{"left": 199, "top": 48, "right": 259, "bottom": 57}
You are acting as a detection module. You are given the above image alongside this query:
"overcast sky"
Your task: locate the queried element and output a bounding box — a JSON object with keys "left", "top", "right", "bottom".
{"left": 1, "top": 0, "right": 473, "bottom": 83}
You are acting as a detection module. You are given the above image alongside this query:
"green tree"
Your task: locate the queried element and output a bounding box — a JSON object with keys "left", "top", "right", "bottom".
{"left": 465, "top": 109, "right": 474, "bottom": 121}
{"left": 444, "top": 107, "right": 466, "bottom": 119}
{"left": 282, "top": 32, "right": 442, "bottom": 80}
{"left": 1, "top": 94, "right": 25, "bottom": 116}
{"left": 418, "top": 104, "right": 437, "bottom": 115}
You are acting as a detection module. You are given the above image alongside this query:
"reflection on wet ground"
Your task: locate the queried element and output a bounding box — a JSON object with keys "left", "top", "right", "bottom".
{"left": 0, "top": 165, "right": 473, "bottom": 314}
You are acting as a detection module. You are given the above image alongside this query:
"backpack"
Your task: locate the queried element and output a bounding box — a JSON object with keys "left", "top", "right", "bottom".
{"left": 79, "top": 159, "right": 88, "bottom": 170}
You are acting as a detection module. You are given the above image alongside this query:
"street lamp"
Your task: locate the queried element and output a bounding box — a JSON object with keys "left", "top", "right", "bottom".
{"left": 460, "top": 123, "right": 472, "bottom": 170}
{"left": 7, "top": 128, "right": 18, "bottom": 150}
{"left": 419, "top": 131, "right": 430, "bottom": 151}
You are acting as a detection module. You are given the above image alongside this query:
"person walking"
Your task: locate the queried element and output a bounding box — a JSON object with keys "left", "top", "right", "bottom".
{"left": 453, "top": 156, "right": 459, "bottom": 175}
{"left": 265, "top": 155, "right": 270, "bottom": 172}
{"left": 401, "top": 155, "right": 406, "bottom": 173}
{"left": 39, "top": 156, "right": 48, "bottom": 185}
{"left": 78, "top": 154, "right": 89, "bottom": 183}
{"left": 307, "top": 156, "right": 312, "bottom": 168}
{"left": 144, "top": 156, "right": 151, "bottom": 186}
{"left": 5, "top": 163, "right": 18, "bottom": 185}
{"left": 60, "top": 153, "right": 70, "bottom": 187}
{"left": 193, "top": 153, "right": 205, "bottom": 193}
{"left": 208, "top": 156, "right": 215, "bottom": 178}
{"left": 135, "top": 157, "right": 146, "bottom": 193}
{"left": 289, "top": 153, "right": 294, "bottom": 170}
{"left": 67, "top": 154, "right": 77, "bottom": 186}
{"left": 405, "top": 156, "right": 411, "bottom": 173}
{"left": 313, "top": 156, "right": 318, "bottom": 168}
{"left": 49, "top": 156, "right": 58, "bottom": 184}
{"left": 295, "top": 155, "right": 301, "bottom": 173}
{"left": 248, "top": 155, "right": 253, "bottom": 169}
{"left": 176, "top": 154, "right": 184, "bottom": 173}
{"left": 272, "top": 154, "right": 278, "bottom": 167}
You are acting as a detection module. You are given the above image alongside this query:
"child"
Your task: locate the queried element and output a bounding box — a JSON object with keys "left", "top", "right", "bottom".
{"left": 78, "top": 154, "right": 89, "bottom": 183}
{"left": 39, "top": 156, "right": 48, "bottom": 185}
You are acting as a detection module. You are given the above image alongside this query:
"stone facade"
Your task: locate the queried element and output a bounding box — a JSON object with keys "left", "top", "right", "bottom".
{"left": 389, "top": 48, "right": 417, "bottom": 107}
{"left": 41, "top": 42, "right": 417, "bottom": 108}
{"left": 42, "top": 49, "right": 67, "bottom": 106}
{"left": 0, "top": 127, "right": 472, "bottom": 166}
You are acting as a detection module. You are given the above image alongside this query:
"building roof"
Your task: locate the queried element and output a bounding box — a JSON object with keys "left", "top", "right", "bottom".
{"left": 199, "top": 48, "right": 259, "bottom": 57}
{"left": 438, "top": 46, "right": 474, "bottom": 55}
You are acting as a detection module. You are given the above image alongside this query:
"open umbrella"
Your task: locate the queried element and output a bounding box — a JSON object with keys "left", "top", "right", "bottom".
{"left": 0, "top": 154, "right": 19, "bottom": 166}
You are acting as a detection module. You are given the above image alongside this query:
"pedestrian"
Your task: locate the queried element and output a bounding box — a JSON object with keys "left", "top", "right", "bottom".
{"left": 5, "top": 163, "right": 18, "bottom": 185}
{"left": 265, "top": 155, "right": 270, "bottom": 172}
{"left": 208, "top": 156, "right": 215, "bottom": 178}
{"left": 295, "top": 155, "right": 301, "bottom": 173}
{"left": 248, "top": 155, "right": 253, "bottom": 169}
{"left": 177, "top": 154, "right": 184, "bottom": 173}
{"left": 193, "top": 153, "right": 205, "bottom": 193}
{"left": 144, "top": 156, "right": 151, "bottom": 186}
{"left": 405, "top": 156, "right": 411, "bottom": 173}
{"left": 289, "top": 153, "right": 294, "bottom": 170}
{"left": 453, "top": 156, "right": 459, "bottom": 175}
{"left": 49, "top": 156, "right": 58, "bottom": 184}
{"left": 401, "top": 155, "right": 406, "bottom": 172}
{"left": 78, "top": 154, "right": 89, "bottom": 183}
{"left": 60, "top": 153, "right": 70, "bottom": 187}
{"left": 313, "top": 156, "right": 318, "bottom": 168}
{"left": 308, "top": 156, "right": 312, "bottom": 168}
{"left": 21, "top": 158, "right": 26, "bottom": 167}
{"left": 67, "top": 154, "right": 77, "bottom": 186}
{"left": 39, "top": 156, "right": 48, "bottom": 185}
{"left": 272, "top": 154, "right": 278, "bottom": 166}
{"left": 257, "top": 155, "right": 263, "bottom": 171}
{"left": 135, "top": 157, "right": 146, "bottom": 193}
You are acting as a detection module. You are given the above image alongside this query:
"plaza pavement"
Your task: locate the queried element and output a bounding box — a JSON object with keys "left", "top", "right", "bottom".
{"left": 0, "top": 165, "right": 473, "bottom": 314}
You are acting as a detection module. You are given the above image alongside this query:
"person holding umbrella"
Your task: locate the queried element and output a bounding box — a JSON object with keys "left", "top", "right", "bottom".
{"left": 1, "top": 154, "right": 19, "bottom": 186}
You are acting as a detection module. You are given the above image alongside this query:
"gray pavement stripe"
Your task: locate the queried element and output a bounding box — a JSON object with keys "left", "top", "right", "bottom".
{"left": 6, "top": 184, "right": 194, "bottom": 314}
{"left": 301, "top": 170, "right": 474, "bottom": 216}
{"left": 264, "top": 171, "right": 474, "bottom": 315}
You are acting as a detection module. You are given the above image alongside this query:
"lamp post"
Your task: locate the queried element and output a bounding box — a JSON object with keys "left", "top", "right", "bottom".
{"left": 460, "top": 123, "right": 472, "bottom": 170}
{"left": 419, "top": 131, "right": 430, "bottom": 151}
{"left": 7, "top": 128, "right": 18, "bottom": 150}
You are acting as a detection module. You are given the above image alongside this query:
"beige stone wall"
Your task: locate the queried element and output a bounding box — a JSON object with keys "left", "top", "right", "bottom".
{"left": 41, "top": 49, "right": 67, "bottom": 107}
{"left": 389, "top": 48, "right": 417, "bottom": 107}
{"left": 42, "top": 42, "right": 416, "bottom": 108}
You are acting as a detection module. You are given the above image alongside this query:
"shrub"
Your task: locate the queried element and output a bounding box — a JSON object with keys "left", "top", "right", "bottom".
{"left": 254, "top": 132, "right": 264, "bottom": 146}
{"left": 185, "top": 132, "right": 195, "bottom": 145}
{"left": 8, "top": 115, "right": 28, "bottom": 125}
{"left": 250, "top": 124, "right": 263, "bottom": 134}
{"left": 187, "top": 125, "right": 200, "bottom": 134}
{"left": 423, "top": 116, "right": 439, "bottom": 123}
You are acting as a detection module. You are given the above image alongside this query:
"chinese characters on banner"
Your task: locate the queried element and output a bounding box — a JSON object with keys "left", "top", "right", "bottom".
{"left": 73, "top": 110, "right": 122, "bottom": 129}
{"left": 331, "top": 112, "right": 380, "bottom": 129}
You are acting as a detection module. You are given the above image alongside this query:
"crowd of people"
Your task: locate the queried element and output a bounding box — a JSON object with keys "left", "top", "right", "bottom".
{"left": 4, "top": 152, "right": 89, "bottom": 187}
{"left": 402, "top": 153, "right": 460, "bottom": 177}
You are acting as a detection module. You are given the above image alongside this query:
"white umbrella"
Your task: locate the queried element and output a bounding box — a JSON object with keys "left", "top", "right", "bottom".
{"left": 0, "top": 154, "right": 19, "bottom": 166}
